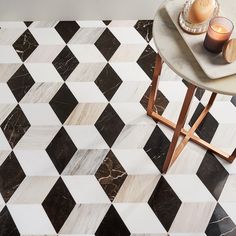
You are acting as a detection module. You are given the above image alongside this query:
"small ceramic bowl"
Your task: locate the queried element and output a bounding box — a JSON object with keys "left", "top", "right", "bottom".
{"left": 179, "top": 0, "right": 220, "bottom": 34}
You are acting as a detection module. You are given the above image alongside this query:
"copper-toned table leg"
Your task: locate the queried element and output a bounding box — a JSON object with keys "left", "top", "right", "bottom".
{"left": 170, "top": 92, "right": 217, "bottom": 165}
{"left": 162, "top": 84, "right": 196, "bottom": 173}
{"left": 147, "top": 54, "right": 163, "bottom": 116}
{"left": 147, "top": 54, "right": 236, "bottom": 173}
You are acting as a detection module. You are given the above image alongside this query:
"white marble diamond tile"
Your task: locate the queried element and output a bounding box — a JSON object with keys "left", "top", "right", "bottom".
{"left": 210, "top": 124, "right": 236, "bottom": 150}
{"left": 0, "top": 29, "right": 25, "bottom": 45}
{"left": 8, "top": 176, "right": 58, "bottom": 204}
{"left": 0, "top": 129, "right": 11, "bottom": 150}
{"left": 0, "top": 64, "right": 21, "bottom": 82}
{"left": 0, "top": 46, "right": 21, "bottom": 63}
{"left": 110, "top": 44, "right": 146, "bottom": 62}
{"left": 217, "top": 157, "right": 236, "bottom": 175}
{"left": 25, "top": 45, "right": 64, "bottom": 63}
{"left": 0, "top": 104, "right": 16, "bottom": 124}
{"left": 8, "top": 204, "right": 56, "bottom": 234}
{"left": 111, "top": 103, "right": 155, "bottom": 125}
{"left": 0, "top": 150, "right": 11, "bottom": 166}
{"left": 25, "top": 63, "right": 63, "bottom": 82}
{"left": 62, "top": 149, "right": 109, "bottom": 176}
{"left": 68, "top": 27, "right": 105, "bottom": 44}
{"left": 20, "top": 104, "right": 61, "bottom": 126}
{"left": 210, "top": 102, "right": 236, "bottom": 124}
{"left": 158, "top": 81, "right": 187, "bottom": 102}
{"left": 59, "top": 204, "right": 110, "bottom": 234}
{"left": 110, "top": 62, "right": 150, "bottom": 82}
{"left": 64, "top": 103, "right": 107, "bottom": 125}
{"left": 220, "top": 202, "right": 236, "bottom": 225}
{"left": 77, "top": 21, "right": 106, "bottom": 27}
{"left": 65, "top": 125, "right": 109, "bottom": 149}
{"left": 15, "top": 150, "right": 59, "bottom": 176}
{"left": 20, "top": 82, "right": 62, "bottom": 103}
{"left": 68, "top": 45, "right": 106, "bottom": 63}
{"left": 114, "top": 203, "right": 166, "bottom": 234}
{"left": 67, "top": 63, "right": 106, "bottom": 82}
{"left": 219, "top": 175, "right": 236, "bottom": 202}
{"left": 169, "top": 233, "right": 207, "bottom": 236}
{"left": 112, "top": 149, "right": 159, "bottom": 175}
{"left": 29, "top": 21, "right": 58, "bottom": 28}
{"left": 0, "top": 22, "right": 26, "bottom": 28}
{"left": 29, "top": 28, "right": 65, "bottom": 45}
{"left": 0, "top": 194, "right": 4, "bottom": 212}
{"left": 169, "top": 202, "right": 216, "bottom": 233}
{"left": 14, "top": 126, "right": 60, "bottom": 150}
{"left": 111, "top": 81, "right": 149, "bottom": 103}
{"left": 131, "top": 234, "right": 167, "bottom": 236}
{"left": 109, "top": 27, "right": 146, "bottom": 44}
{"left": 67, "top": 82, "right": 107, "bottom": 103}
{"left": 168, "top": 142, "right": 206, "bottom": 175}
{"left": 62, "top": 176, "right": 110, "bottom": 203}
{"left": 112, "top": 124, "right": 155, "bottom": 149}
{"left": 165, "top": 175, "right": 216, "bottom": 202}
{"left": 114, "top": 175, "right": 160, "bottom": 203}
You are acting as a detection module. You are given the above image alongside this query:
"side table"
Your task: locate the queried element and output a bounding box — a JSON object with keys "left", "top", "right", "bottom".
{"left": 148, "top": 0, "right": 236, "bottom": 173}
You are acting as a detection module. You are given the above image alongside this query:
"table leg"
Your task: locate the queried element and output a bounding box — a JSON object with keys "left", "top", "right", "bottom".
{"left": 147, "top": 54, "right": 163, "bottom": 116}
{"left": 170, "top": 92, "right": 217, "bottom": 165}
{"left": 162, "top": 83, "right": 196, "bottom": 173}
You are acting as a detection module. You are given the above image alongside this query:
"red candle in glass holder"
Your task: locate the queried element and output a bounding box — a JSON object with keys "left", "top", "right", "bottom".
{"left": 203, "top": 16, "right": 234, "bottom": 53}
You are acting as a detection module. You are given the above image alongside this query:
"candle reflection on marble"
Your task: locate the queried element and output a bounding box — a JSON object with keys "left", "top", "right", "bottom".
{"left": 203, "top": 17, "right": 234, "bottom": 53}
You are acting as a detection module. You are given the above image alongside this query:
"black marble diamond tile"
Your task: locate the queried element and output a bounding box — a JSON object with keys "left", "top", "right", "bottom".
{"left": 1, "top": 105, "right": 31, "bottom": 148}
{"left": 195, "top": 87, "right": 205, "bottom": 100}
{"left": 52, "top": 45, "right": 79, "bottom": 81}
{"left": 46, "top": 127, "right": 77, "bottom": 174}
{"left": 189, "top": 103, "right": 219, "bottom": 143}
{"left": 103, "top": 20, "right": 111, "bottom": 26}
{"left": 140, "top": 86, "right": 169, "bottom": 116}
{"left": 137, "top": 44, "right": 156, "bottom": 79}
{"left": 206, "top": 203, "right": 236, "bottom": 236}
{"left": 95, "top": 63, "right": 122, "bottom": 101}
{"left": 231, "top": 96, "right": 236, "bottom": 107}
{"left": 42, "top": 177, "right": 75, "bottom": 233}
{"left": 95, "top": 205, "right": 130, "bottom": 236}
{"left": 49, "top": 83, "right": 78, "bottom": 124}
{"left": 144, "top": 126, "right": 170, "bottom": 172}
{"left": 7, "top": 65, "right": 35, "bottom": 102}
{"left": 148, "top": 176, "right": 181, "bottom": 231}
{"left": 95, "top": 104, "right": 125, "bottom": 147}
{"left": 0, "top": 152, "right": 25, "bottom": 202}
{"left": 13, "top": 29, "right": 38, "bottom": 61}
{"left": 95, "top": 28, "right": 120, "bottom": 61}
{"left": 0, "top": 207, "right": 20, "bottom": 236}
{"left": 55, "top": 21, "right": 80, "bottom": 43}
{"left": 24, "top": 21, "right": 33, "bottom": 27}
{"left": 197, "top": 151, "right": 229, "bottom": 200}
{"left": 134, "top": 20, "right": 153, "bottom": 42}
{"left": 95, "top": 150, "right": 127, "bottom": 201}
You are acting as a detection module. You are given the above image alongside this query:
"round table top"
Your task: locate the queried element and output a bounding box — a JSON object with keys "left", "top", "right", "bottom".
{"left": 153, "top": 0, "right": 236, "bottom": 96}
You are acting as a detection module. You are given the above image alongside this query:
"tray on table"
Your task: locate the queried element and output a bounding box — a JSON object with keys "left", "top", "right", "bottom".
{"left": 165, "top": 0, "right": 236, "bottom": 79}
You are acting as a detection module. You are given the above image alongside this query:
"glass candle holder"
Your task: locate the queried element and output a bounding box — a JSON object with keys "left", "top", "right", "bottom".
{"left": 203, "top": 17, "right": 234, "bottom": 53}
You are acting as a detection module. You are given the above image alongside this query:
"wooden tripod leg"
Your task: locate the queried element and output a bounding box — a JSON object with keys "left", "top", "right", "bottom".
{"left": 162, "top": 83, "right": 196, "bottom": 173}
{"left": 147, "top": 54, "right": 163, "bottom": 115}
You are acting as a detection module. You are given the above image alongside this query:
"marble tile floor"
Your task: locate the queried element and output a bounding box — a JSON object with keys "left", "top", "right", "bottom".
{"left": 0, "top": 20, "right": 236, "bottom": 236}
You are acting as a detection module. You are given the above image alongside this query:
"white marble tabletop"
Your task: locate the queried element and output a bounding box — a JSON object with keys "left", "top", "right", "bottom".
{"left": 153, "top": 0, "right": 236, "bottom": 96}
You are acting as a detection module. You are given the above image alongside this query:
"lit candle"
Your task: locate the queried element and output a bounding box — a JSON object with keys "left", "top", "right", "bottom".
{"left": 203, "top": 17, "right": 234, "bottom": 53}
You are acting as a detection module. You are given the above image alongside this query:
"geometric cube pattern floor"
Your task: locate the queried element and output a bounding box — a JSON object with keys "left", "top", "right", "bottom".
{"left": 0, "top": 20, "right": 236, "bottom": 236}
